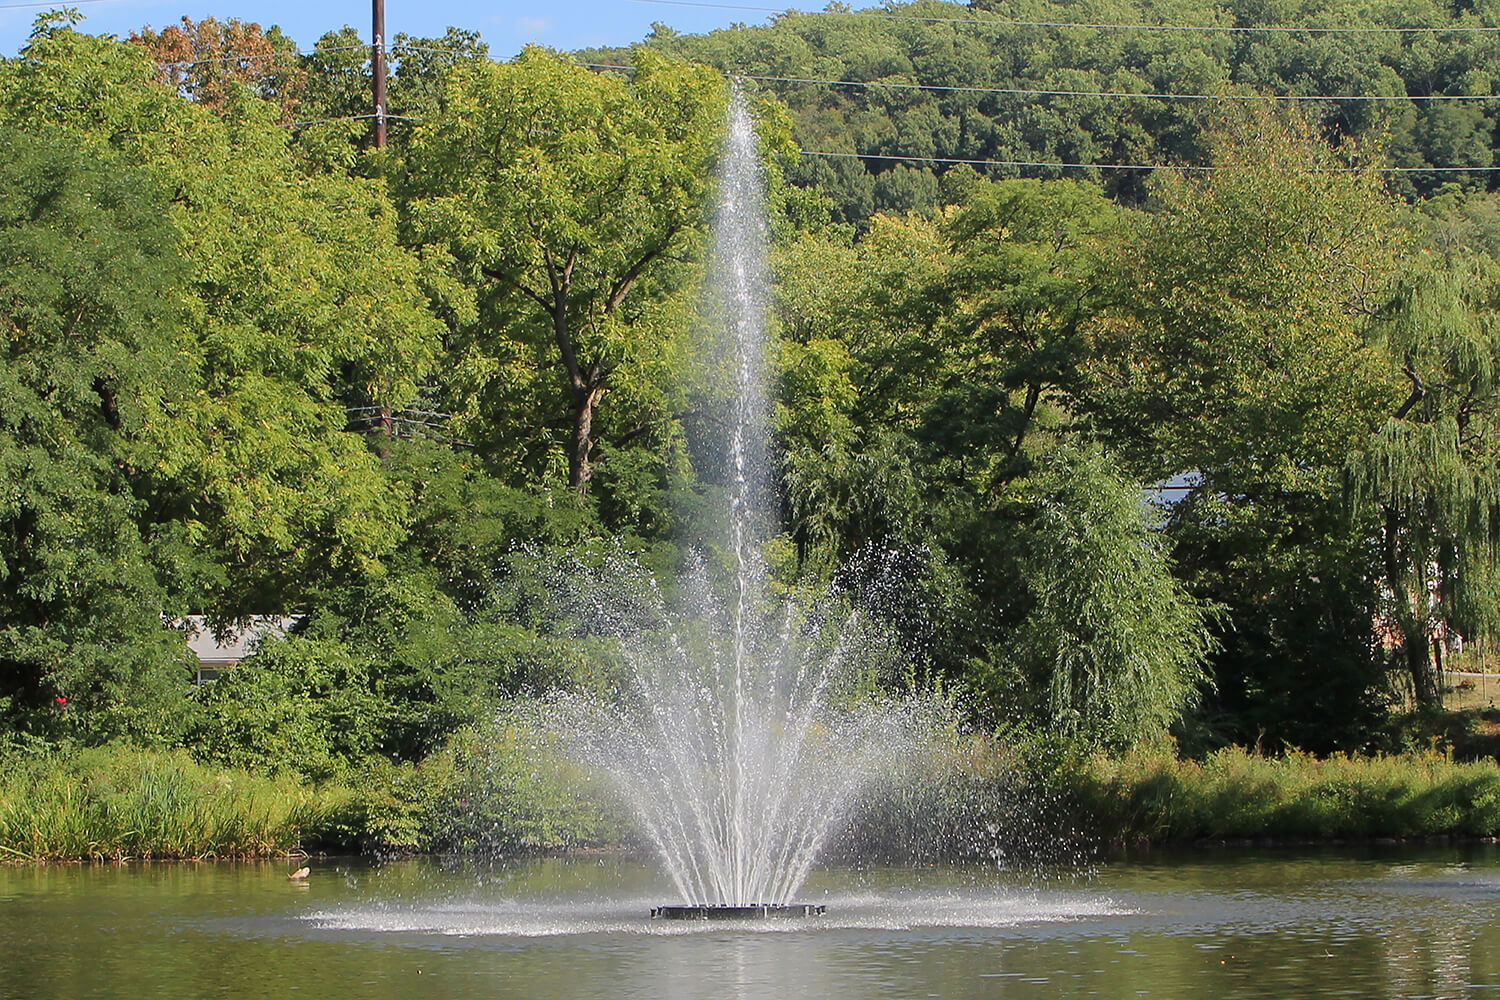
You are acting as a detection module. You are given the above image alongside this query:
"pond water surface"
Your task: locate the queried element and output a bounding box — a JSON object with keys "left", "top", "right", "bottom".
{"left": 4, "top": 847, "right": 1500, "bottom": 998}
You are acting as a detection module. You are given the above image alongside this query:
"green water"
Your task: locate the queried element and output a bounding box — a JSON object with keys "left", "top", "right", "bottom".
{"left": 4, "top": 847, "right": 1500, "bottom": 998}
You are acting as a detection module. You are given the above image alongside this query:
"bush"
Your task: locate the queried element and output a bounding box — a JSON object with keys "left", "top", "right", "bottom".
{"left": 187, "top": 636, "right": 386, "bottom": 780}
{"left": 424, "top": 717, "right": 630, "bottom": 854}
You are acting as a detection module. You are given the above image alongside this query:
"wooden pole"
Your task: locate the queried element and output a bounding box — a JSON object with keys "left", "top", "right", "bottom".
{"left": 372, "top": 0, "right": 387, "bottom": 148}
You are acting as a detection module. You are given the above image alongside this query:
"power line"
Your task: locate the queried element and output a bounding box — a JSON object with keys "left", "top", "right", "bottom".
{"left": 285, "top": 113, "right": 421, "bottom": 127}
{"left": 802, "top": 149, "right": 1500, "bottom": 172}
{"left": 155, "top": 45, "right": 368, "bottom": 72}
{"left": 806, "top": 150, "right": 1207, "bottom": 170}
{"left": 0, "top": 0, "right": 113, "bottom": 7}
{"left": 153, "top": 43, "right": 470, "bottom": 73}
{"left": 585, "top": 62, "right": 1500, "bottom": 172}
{"left": 628, "top": 0, "right": 1500, "bottom": 34}
{"left": 585, "top": 61, "right": 1496, "bottom": 103}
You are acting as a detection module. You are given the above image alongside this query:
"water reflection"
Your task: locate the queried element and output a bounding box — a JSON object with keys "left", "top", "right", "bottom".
{"left": 6, "top": 848, "right": 1500, "bottom": 999}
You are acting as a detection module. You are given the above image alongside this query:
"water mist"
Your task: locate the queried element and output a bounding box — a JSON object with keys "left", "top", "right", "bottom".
{"left": 545, "top": 86, "right": 927, "bottom": 912}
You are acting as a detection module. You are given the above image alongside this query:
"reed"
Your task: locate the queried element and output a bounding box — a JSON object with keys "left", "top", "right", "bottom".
{"left": 840, "top": 734, "right": 1500, "bottom": 860}
{"left": 1070, "top": 744, "right": 1500, "bottom": 844}
{"left": 0, "top": 746, "right": 341, "bottom": 862}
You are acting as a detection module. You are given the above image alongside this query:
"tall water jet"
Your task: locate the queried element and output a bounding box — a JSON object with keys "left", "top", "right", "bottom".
{"left": 544, "top": 85, "right": 925, "bottom": 915}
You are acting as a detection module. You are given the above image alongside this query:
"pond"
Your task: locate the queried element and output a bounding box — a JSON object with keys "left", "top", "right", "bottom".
{"left": 4, "top": 846, "right": 1500, "bottom": 998}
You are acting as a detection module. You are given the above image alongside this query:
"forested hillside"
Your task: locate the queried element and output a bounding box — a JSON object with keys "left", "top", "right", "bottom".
{"left": 3, "top": 1, "right": 1500, "bottom": 837}
{"left": 592, "top": 0, "right": 1500, "bottom": 219}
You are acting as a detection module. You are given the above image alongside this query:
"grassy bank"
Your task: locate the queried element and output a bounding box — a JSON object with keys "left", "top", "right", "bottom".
{"left": 0, "top": 727, "right": 627, "bottom": 863}
{"left": 1068, "top": 743, "right": 1500, "bottom": 845}
{"left": 9, "top": 732, "right": 1500, "bottom": 863}
{"left": 0, "top": 747, "right": 340, "bottom": 862}
{"left": 844, "top": 736, "right": 1500, "bottom": 861}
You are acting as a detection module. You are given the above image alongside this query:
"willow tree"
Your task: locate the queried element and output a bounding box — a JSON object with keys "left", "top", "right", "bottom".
{"left": 999, "top": 448, "right": 1214, "bottom": 748}
{"left": 1351, "top": 252, "right": 1500, "bottom": 708}
{"left": 401, "top": 47, "right": 725, "bottom": 495}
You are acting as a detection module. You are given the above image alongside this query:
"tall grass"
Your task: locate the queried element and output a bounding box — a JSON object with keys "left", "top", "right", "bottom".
{"left": 1070, "top": 744, "right": 1500, "bottom": 844}
{"left": 847, "top": 735, "right": 1500, "bottom": 860}
{"left": 0, "top": 746, "right": 344, "bottom": 862}
{"left": 10, "top": 733, "right": 1500, "bottom": 864}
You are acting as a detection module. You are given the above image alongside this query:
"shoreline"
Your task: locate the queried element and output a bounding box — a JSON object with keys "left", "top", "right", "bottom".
{"left": 13, "top": 834, "right": 1500, "bottom": 868}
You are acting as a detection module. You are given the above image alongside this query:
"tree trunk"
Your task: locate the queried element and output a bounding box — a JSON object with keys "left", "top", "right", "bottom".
{"left": 1407, "top": 626, "right": 1440, "bottom": 709}
{"left": 1385, "top": 505, "right": 1440, "bottom": 709}
{"left": 568, "top": 381, "right": 604, "bottom": 496}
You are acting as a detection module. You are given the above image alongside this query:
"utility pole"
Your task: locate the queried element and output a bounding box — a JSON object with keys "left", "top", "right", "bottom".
{"left": 372, "top": 0, "right": 388, "bottom": 148}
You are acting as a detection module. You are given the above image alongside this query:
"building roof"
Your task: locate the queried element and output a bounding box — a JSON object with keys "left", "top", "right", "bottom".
{"left": 176, "top": 615, "right": 300, "bottom": 665}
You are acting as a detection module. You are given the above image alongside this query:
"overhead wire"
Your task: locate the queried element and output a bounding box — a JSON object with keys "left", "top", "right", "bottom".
{"left": 154, "top": 43, "right": 474, "bottom": 73}
{"left": 0, "top": 0, "right": 113, "bottom": 8}
{"left": 744, "top": 72, "right": 1497, "bottom": 102}
{"left": 285, "top": 113, "right": 423, "bottom": 128}
{"left": 800, "top": 149, "right": 1500, "bottom": 172}
{"left": 148, "top": 22, "right": 1500, "bottom": 171}
{"left": 582, "top": 61, "right": 1499, "bottom": 172}
{"left": 626, "top": 0, "right": 1500, "bottom": 33}
{"left": 583, "top": 63, "right": 1497, "bottom": 102}
{"left": 155, "top": 45, "right": 368, "bottom": 71}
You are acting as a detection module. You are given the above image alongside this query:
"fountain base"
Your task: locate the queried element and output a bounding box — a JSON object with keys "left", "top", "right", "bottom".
{"left": 651, "top": 903, "right": 826, "bottom": 920}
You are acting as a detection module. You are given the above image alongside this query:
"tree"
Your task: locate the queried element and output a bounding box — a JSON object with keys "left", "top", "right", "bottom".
{"left": 934, "top": 178, "right": 1121, "bottom": 476}
{"left": 774, "top": 179, "right": 1119, "bottom": 572}
{"left": 986, "top": 447, "right": 1214, "bottom": 747}
{"left": 1087, "top": 105, "right": 1410, "bottom": 747}
{"left": 297, "top": 25, "right": 490, "bottom": 156}
{"left": 132, "top": 16, "right": 307, "bottom": 120}
{"left": 0, "top": 128, "right": 195, "bottom": 746}
{"left": 401, "top": 47, "right": 725, "bottom": 495}
{"left": 1352, "top": 250, "right": 1500, "bottom": 708}
{"left": 0, "top": 20, "right": 443, "bottom": 613}
{"left": 1094, "top": 105, "right": 1406, "bottom": 485}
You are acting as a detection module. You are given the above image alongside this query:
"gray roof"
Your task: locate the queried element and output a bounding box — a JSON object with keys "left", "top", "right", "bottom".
{"left": 177, "top": 615, "right": 299, "bottom": 665}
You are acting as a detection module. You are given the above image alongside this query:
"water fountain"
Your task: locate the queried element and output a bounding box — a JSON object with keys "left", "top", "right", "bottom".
{"left": 545, "top": 86, "right": 927, "bottom": 920}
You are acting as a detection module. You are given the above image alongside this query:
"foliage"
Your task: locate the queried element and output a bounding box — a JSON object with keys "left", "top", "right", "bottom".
{"left": 983, "top": 447, "right": 1215, "bottom": 746}
{"left": 1068, "top": 743, "right": 1500, "bottom": 842}
{"left": 0, "top": 21, "right": 441, "bottom": 617}
{"left": 9, "top": 5, "right": 1500, "bottom": 826}
{"left": 295, "top": 25, "right": 491, "bottom": 160}
{"left": 1350, "top": 250, "right": 1500, "bottom": 706}
{"left": 1093, "top": 104, "right": 1407, "bottom": 486}
{"left": 845, "top": 732, "right": 1500, "bottom": 857}
{"left": 1088, "top": 105, "right": 1410, "bottom": 748}
{"left": 0, "top": 745, "right": 336, "bottom": 861}
{"left": 0, "top": 126, "right": 195, "bottom": 746}
{"left": 425, "top": 718, "right": 629, "bottom": 853}
{"left": 187, "top": 636, "right": 386, "bottom": 780}
{"left": 131, "top": 16, "right": 307, "bottom": 120}
{"left": 400, "top": 46, "right": 726, "bottom": 495}
{"left": 607, "top": 0, "right": 1500, "bottom": 222}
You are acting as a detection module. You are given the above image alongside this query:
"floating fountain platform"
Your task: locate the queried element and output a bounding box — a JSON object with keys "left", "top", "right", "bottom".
{"left": 651, "top": 903, "right": 826, "bottom": 920}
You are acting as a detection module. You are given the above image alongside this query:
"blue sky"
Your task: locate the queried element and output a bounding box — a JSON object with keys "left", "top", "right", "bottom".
{"left": 0, "top": 0, "right": 772, "bottom": 59}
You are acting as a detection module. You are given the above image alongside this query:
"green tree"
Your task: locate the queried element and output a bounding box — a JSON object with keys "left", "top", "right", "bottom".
{"left": 987, "top": 447, "right": 1214, "bottom": 747}
{"left": 0, "top": 128, "right": 195, "bottom": 746}
{"left": 0, "top": 20, "right": 444, "bottom": 614}
{"left": 296, "top": 25, "right": 490, "bottom": 157}
{"left": 1089, "top": 105, "right": 1410, "bottom": 747}
{"left": 401, "top": 47, "right": 725, "bottom": 495}
{"left": 1352, "top": 250, "right": 1500, "bottom": 708}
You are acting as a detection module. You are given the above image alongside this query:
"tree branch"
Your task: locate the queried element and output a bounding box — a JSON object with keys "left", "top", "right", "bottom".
{"left": 605, "top": 227, "right": 681, "bottom": 315}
